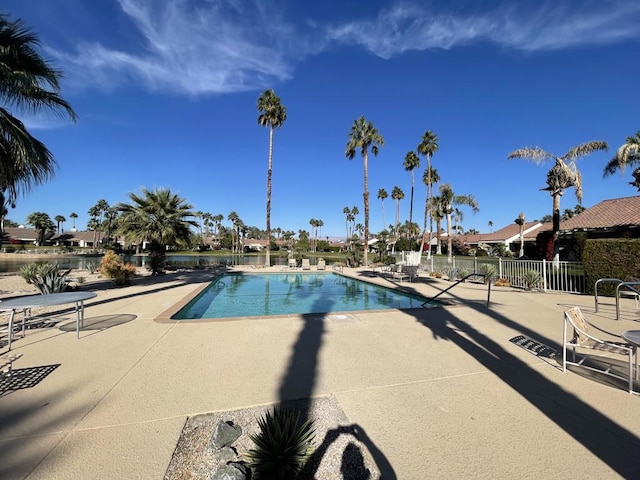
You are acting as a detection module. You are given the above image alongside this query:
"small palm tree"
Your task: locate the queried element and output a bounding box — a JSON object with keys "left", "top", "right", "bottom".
{"left": 54, "top": 215, "right": 66, "bottom": 234}
{"left": 117, "top": 188, "right": 197, "bottom": 267}
{"left": 515, "top": 212, "right": 526, "bottom": 258}
{"left": 417, "top": 131, "right": 439, "bottom": 255}
{"left": 70, "top": 212, "right": 78, "bottom": 230}
{"left": 430, "top": 194, "right": 444, "bottom": 254}
{"left": 377, "top": 188, "right": 388, "bottom": 231}
{"left": 257, "top": 89, "right": 287, "bottom": 267}
{"left": 603, "top": 131, "right": 640, "bottom": 191}
{"left": 346, "top": 116, "right": 385, "bottom": 266}
{"left": 403, "top": 151, "right": 420, "bottom": 224}
{"left": 453, "top": 208, "right": 464, "bottom": 235}
{"left": 26, "top": 211, "right": 55, "bottom": 245}
{"left": 391, "top": 186, "right": 404, "bottom": 231}
{"left": 508, "top": 140, "right": 608, "bottom": 262}
{"left": 439, "top": 183, "right": 479, "bottom": 262}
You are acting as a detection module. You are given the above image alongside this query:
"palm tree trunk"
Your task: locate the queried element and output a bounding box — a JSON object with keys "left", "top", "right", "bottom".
{"left": 363, "top": 153, "right": 369, "bottom": 266}
{"left": 446, "top": 211, "right": 453, "bottom": 262}
{"left": 409, "top": 171, "right": 414, "bottom": 224}
{"left": 265, "top": 126, "right": 274, "bottom": 267}
{"left": 552, "top": 193, "right": 561, "bottom": 264}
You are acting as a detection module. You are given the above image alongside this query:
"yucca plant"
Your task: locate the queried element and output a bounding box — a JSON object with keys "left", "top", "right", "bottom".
{"left": 479, "top": 263, "right": 497, "bottom": 284}
{"left": 19, "top": 262, "right": 70, "bottom": 293}
{"left": 247, "top": 406, "right": 316, "bottom": 479}
{"left": 522, "top": 269, "right": 542, "bottom": 290}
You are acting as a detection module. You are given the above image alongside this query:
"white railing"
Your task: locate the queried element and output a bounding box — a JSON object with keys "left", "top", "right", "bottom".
{"left": 408, "top": 254, "right": 586, "bottom": 294}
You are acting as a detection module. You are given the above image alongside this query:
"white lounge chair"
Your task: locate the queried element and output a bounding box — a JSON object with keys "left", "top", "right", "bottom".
{"left": 301, "top": 258, "right": 311, "bottom": 270}
{"left": 317, "top": 259, "right": 326, "bottom": 270}
{"left": 562, "top": 307, "right": 636, "bottom": 393}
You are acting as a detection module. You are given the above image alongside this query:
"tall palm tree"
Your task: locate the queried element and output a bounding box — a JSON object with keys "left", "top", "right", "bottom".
{"left": 377, "top": 188, "right": 388, "bottom": 231}
{"left": 430, "top": 194, "right": 445, "bottom": 255}
{"left": 515, "top": 212, "right": 526, "bottom": 258}
{"left": 508, "top": 140, "right": 608, "bottom": 262}
{"left": 453, "top": 208, "right": 464, "bottom": 235}
{"left": 227, "top": 211, "right": 240, "bottom": 255}
{"left": 54, "top": 214, "right": 65, "bottom": 233}
{"left": 345, "top": 116, "right": 384, "bottom": 266}
{"left": 70, "top": 212, "right": 78, "bottom": 230}
{"left": 603, "top": 131, "right": 640, "bottom": 191}
{"left": 117, "top": 188, "right": 197, "bottom": 262}
{"left": 439, "top": 183, "right": 479, "bottom": 262}
{"left": 257, "top": 89, "right": 287, "bottom": 267}
{"left": 488, "top": 220, "right": 493, "bottom": 233}
{"left": 0, "top": 14, "right": 76, "bottom": 209}
{"left": 403, "top": 151, "right": 420, "bottom": 224}
{"left": 417, "top": 131, "right": 439, "bottom": 256}
{"left": 391, "top": 186, "right": 404, "bottom": 231}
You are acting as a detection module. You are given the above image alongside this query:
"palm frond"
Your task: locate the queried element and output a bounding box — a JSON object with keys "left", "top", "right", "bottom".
{"left": 507, "top": 146, "right": 555, "bottom": 165}
{"left": 561, "top": 141, "right": 608, "bottom": 162}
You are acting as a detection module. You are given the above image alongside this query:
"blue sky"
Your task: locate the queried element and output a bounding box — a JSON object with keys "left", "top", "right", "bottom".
{"left": 5, "top": 0, "right": 640, "bottom": 238}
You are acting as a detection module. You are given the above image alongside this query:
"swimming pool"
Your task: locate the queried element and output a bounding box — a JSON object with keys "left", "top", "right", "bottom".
{"left": 172, "top": 272, "right": 433, "bottom": 319}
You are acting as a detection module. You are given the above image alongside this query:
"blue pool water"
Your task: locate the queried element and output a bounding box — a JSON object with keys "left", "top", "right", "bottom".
{"left": 172, "top": 272, "right": 433, "bottom": 319}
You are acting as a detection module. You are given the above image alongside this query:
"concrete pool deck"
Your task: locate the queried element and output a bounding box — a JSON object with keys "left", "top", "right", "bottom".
{"left": 1, "top": 266, "right": 640, "bottom": 478}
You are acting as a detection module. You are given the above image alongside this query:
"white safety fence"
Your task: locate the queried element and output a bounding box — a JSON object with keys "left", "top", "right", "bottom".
{"left": 395, "top": 254, "right": 587, "bottom": 294}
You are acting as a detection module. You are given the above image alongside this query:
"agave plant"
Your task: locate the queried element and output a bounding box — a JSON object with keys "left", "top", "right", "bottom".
{"left": 522, "top": 269, "right": 542, "bottom": 290}
{"left": 247, "top": 406, "right": 316, "bottom": 479}
{"left": 479, "top": 263, "right": 497, "bottom": 284}
{"left": 19, "top": 262, "right": 70, "bottom": 293}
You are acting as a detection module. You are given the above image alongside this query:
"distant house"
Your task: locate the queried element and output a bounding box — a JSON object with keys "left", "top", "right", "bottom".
{"left": 558, "top": 195, "right": 640, "bottom": 239}
{"left": 2, "top": 226, "right": 43, "bottom": 245}
{"left": 455, "top": 221, "right": 545, "bottom": 256}
{"left": 50, "top": 230, "right": 104, "bottom": 248}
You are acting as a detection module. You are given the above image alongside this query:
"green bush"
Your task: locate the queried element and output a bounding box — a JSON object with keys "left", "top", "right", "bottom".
{"left": 522, "top": 269, "right": 542, "bottom": 290}
{"left": 19, "top": 262, "right": 71, "bottom": 294}
{"left": 583, "top": 239, "right": 640, "bottom": 295}
{"left": 479, "top": 263, "right": 497, "bottom": 284}
{"left": 248, "top": 406, "right": 316, "bottom": 479}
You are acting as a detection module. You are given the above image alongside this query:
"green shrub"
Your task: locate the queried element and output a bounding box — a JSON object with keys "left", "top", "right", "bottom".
{"left": 583, "top": 239, "right": 640, "bottom": 295}
{"left": 248, "top": 406, "right": 316, "bottom": 480}
{"left": 522, "top": 269, "right": 542, "bottom": 290}
{"left": 19, "top": 262, "right": 70, "bottom": 294}
{"left": 100, "top": 250, "right": 137, "bottom": 286}
{"left": 85, "top": 260, "right": 100, "bottom": 274}
{"left": 479, "top": 263, "right": 497, "bottom": 284}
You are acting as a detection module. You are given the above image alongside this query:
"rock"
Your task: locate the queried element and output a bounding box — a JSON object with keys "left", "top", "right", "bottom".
{"left": 212, "top": 446, "right": 237, "bottom": 463}
{"left": 211, "top": 462, "right": 249, "bottom": 480}
{"left": 210, "top": 421, "right": 242, "bottom": 450}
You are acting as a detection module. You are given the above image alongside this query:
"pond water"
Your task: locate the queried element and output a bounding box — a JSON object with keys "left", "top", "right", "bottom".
{"left": 0, "top": 254, "right": 325, "bottom": 273}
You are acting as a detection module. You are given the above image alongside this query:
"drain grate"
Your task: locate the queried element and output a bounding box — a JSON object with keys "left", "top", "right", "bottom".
{"left": 509, "top": 335, "right": 557, "bottom": 358}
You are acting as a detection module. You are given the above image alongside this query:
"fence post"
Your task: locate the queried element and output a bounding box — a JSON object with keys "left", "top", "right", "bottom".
{"left": 474, "top": 256, "right": 477, "bottom": 273}
{"left": 542, "top": 259, "right": 547, "bottom": 292}
{"left": 499, "top": 258, "right": 503, "bottom": 278}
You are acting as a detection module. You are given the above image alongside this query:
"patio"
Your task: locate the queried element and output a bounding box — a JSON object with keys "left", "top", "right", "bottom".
{"left": 1, "top": 267, "right": 640, "bottom": 479}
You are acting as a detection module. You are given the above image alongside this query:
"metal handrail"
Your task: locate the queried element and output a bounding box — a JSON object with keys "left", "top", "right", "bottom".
{"left": 616, "top": 281, "right": 640, "bottom": 320}
{"left": 423, "top": 273, "right": 491, "bottom": 307}
{"left": 594, "top": 278, "right": 623, "bottom": 312}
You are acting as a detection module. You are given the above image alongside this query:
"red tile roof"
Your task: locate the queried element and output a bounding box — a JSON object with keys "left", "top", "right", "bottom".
{"left": 560, "top": 195, "right": 640, "bottom": 230}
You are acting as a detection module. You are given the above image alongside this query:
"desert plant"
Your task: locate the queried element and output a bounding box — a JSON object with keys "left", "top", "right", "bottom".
{"left": 19, "top": 262, "right": 71, "bottom": 293}
{"left": 100, "top": 250, "right": 137, "bottom": 286}
{"left": 479, "top": 263, "right": 497, "bottom": 284}
{"left": 247, "top": 406, "right": 316, "bottom": 479}
{"left": 522, "top": 269, "right": 542, "bottom": 290}
{"left": 85, "top": 260, "right": 100, "bottom": 274}
{"left": 458, "top": 268, "right": 470, "bottom": 280}
{"left": 445, "top": 267, "right": 459, "bottom": 281}
{"left": 494, "top": 277, "right": 511, "bottom": 287}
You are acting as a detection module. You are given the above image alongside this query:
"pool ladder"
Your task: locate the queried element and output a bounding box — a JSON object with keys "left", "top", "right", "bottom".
{"left": 422, "top": 273, "right": 491, "bottom": 307}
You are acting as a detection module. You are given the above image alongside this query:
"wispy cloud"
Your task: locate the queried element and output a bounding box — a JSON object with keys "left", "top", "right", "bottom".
{"left": 47, "top": 1, "right": 640, "bottom": 95}
{"left": 50, "top": 0, "right": 317, "bottom": 95}
{"left": 327, "top": 1, "right": 640, "bottom": 58}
